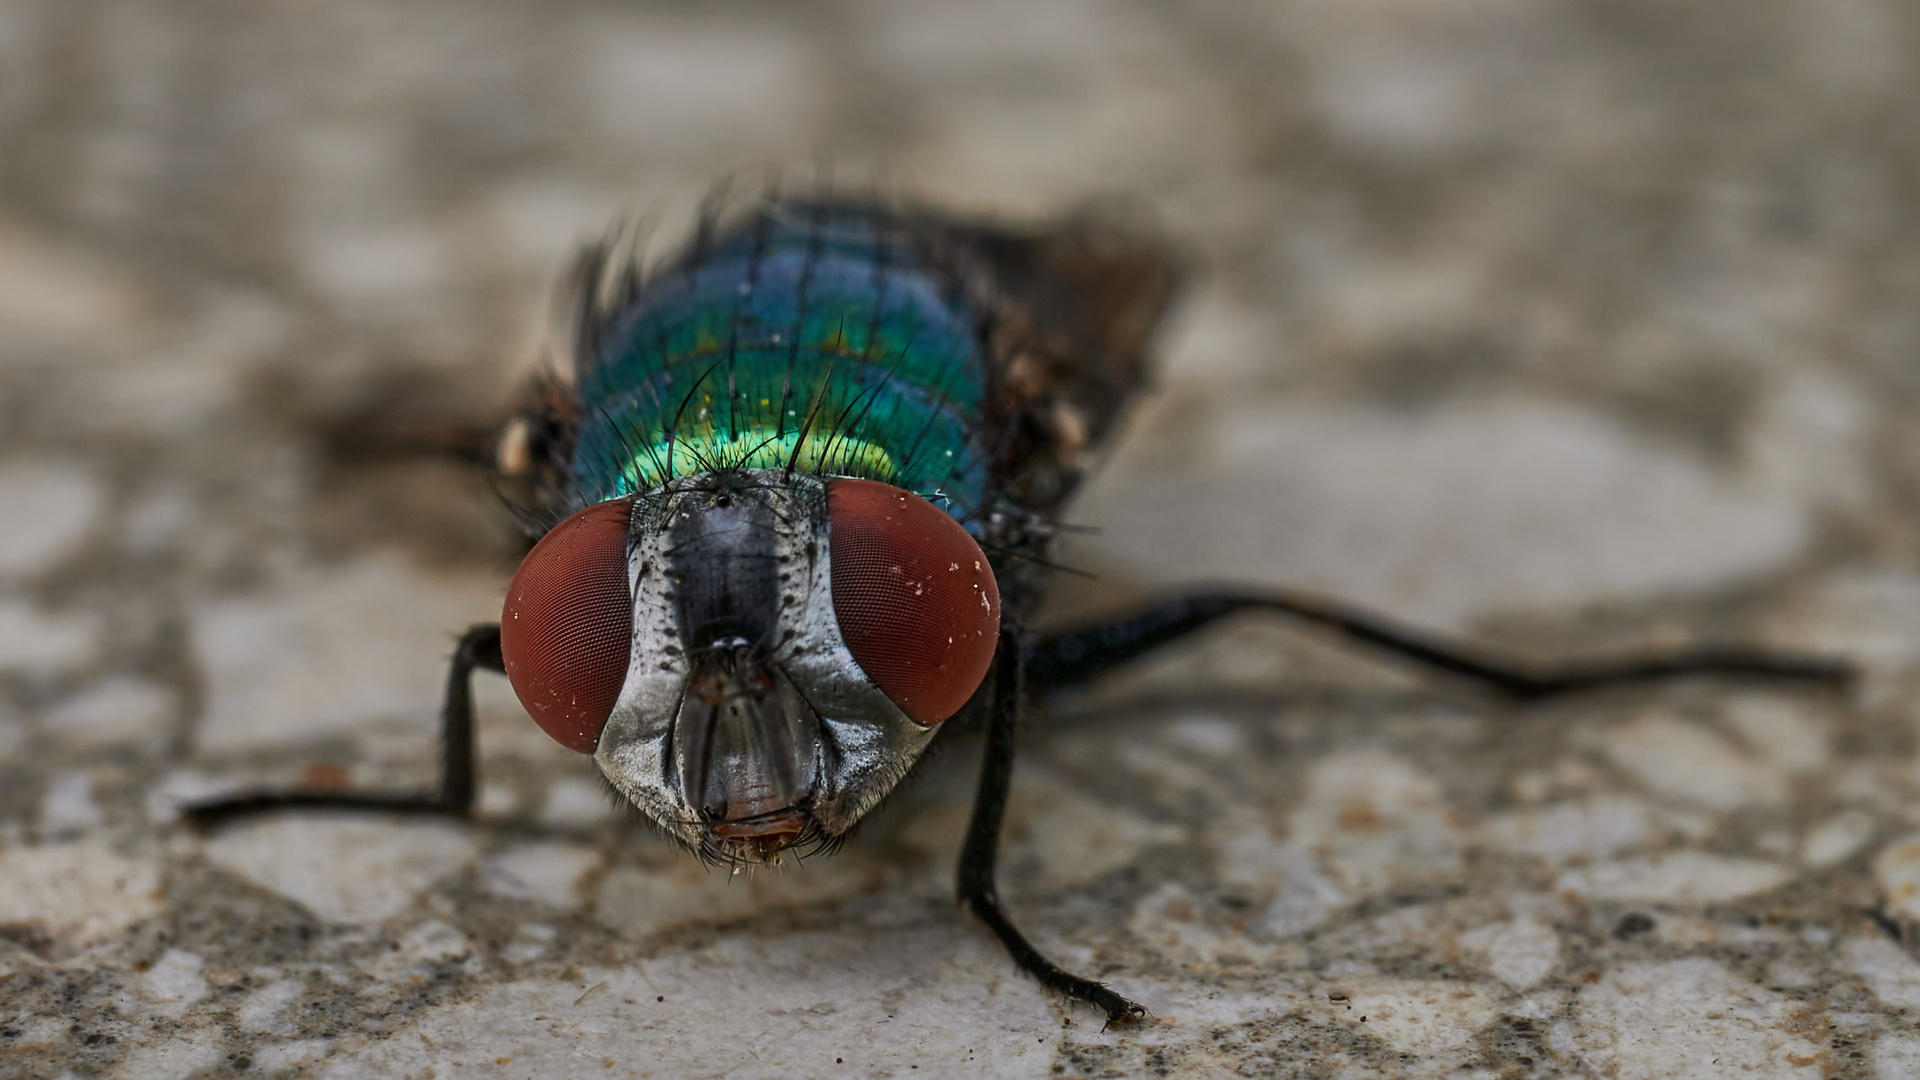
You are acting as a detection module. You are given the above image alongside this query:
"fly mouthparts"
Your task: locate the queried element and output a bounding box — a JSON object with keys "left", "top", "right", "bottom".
{"left": 680, "top": 648, "right": 806, "bottom": 817}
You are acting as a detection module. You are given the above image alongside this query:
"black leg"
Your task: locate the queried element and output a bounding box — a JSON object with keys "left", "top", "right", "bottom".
{"left": 959, "top": 627, "right": 1147, "bottom": 1027}
{"left": 185, "top": 624, "right": 503, "bottom": 828}
{"left": 1025, "top": 589, "right": 1853, "bottom": 700}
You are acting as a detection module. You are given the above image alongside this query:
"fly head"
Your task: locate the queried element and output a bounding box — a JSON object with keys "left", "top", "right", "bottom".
{"left": 499, "top": 469, "right": 1001, "bottom": 866}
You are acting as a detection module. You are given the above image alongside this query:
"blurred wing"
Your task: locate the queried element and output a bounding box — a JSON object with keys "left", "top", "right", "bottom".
{"left": 924, "top": 206, "right": 1182, "bottom": 517}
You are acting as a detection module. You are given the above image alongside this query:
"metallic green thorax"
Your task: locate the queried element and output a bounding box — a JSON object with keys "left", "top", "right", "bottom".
{"left": 571, "top": 207, "right": 992, "bottom": 526}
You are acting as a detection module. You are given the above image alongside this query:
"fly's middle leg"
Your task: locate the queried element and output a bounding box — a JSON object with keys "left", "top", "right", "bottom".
{"left": 958, "top": 627, "right": 1147, "bottom": 1026}
{"left": 1023, "top": 588, "right": 1854, "bottom": 700}
{"left": 184, "top": 623, "right": 503, "bottom": 828}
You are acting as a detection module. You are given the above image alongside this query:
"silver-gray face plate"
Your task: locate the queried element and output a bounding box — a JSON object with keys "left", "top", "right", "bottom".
{"left": 593, "top": 470, "right": 939, "bottom": 862}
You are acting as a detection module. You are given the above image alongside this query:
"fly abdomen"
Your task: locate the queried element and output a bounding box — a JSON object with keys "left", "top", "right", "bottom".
{"left": 569, "top": 205, "right": 994, "bottom": 528}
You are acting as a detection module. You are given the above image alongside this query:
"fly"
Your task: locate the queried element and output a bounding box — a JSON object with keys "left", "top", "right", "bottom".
{"left": 189, "top": 195, "right": 1853, "bottom": 1025}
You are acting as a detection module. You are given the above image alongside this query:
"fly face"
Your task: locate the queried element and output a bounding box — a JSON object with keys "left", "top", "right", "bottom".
{"left": 498, "top": 469, "right": 1001, "bottom": 865}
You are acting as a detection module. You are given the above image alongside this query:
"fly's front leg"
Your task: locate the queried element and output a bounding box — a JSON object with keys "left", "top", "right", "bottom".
{"left": 959, "top": 627, "right": 1146, "bottom": 1026}
{"left": 185, "top": 624, "right": 503, "bottom": 828}
{"left": 1024, "top": 589, "right": 1853, "bottom": 699}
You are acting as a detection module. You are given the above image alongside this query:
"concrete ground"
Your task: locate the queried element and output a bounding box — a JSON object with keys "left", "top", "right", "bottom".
{"left": 4, "top": 1, "right": 1920, "bottom": 1076}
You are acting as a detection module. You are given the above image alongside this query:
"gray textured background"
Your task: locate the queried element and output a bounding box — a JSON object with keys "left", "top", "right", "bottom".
{"left": 5, "top": 1, "right": 1920, "bottom": 1077}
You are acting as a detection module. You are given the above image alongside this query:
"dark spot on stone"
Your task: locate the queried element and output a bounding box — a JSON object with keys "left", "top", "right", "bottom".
{"left": 1867, "top": 907, "right": 1905, "bottom": 940}
{"left": 1615, "top": 912, "right": 1656, "bottom": 939}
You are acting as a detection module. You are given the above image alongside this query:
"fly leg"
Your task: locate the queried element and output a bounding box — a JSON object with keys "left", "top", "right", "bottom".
{"left": 184, "top": 624, "right": 502, "bottom": 827}
{"left": 1025, "top": 589, "right": 1853, "bottom": 699}
{"left": 959, "top": 627, "right": 1147, "bottom": 1027}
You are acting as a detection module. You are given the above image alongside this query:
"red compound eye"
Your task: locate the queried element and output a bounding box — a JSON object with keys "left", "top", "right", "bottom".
{"left": 500, "top": 499, "right": 634, "bottom": 753}
{"left": 827, "top": 479, "right": 1001, "bottom": 725}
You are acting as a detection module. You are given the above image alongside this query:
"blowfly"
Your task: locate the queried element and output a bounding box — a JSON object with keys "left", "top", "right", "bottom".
{"left": 191, "top": 196, "right": 1852, "bottom": 1023}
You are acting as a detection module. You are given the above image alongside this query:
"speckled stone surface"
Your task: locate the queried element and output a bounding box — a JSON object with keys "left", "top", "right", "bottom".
{"left": 5, "top": 1, "right": 1920, "bottom": 1077}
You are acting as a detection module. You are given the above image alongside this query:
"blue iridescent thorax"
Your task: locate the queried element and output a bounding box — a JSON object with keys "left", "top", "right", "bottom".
{"left": 570, "top": 207, "right": 992, "bottom": 528}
